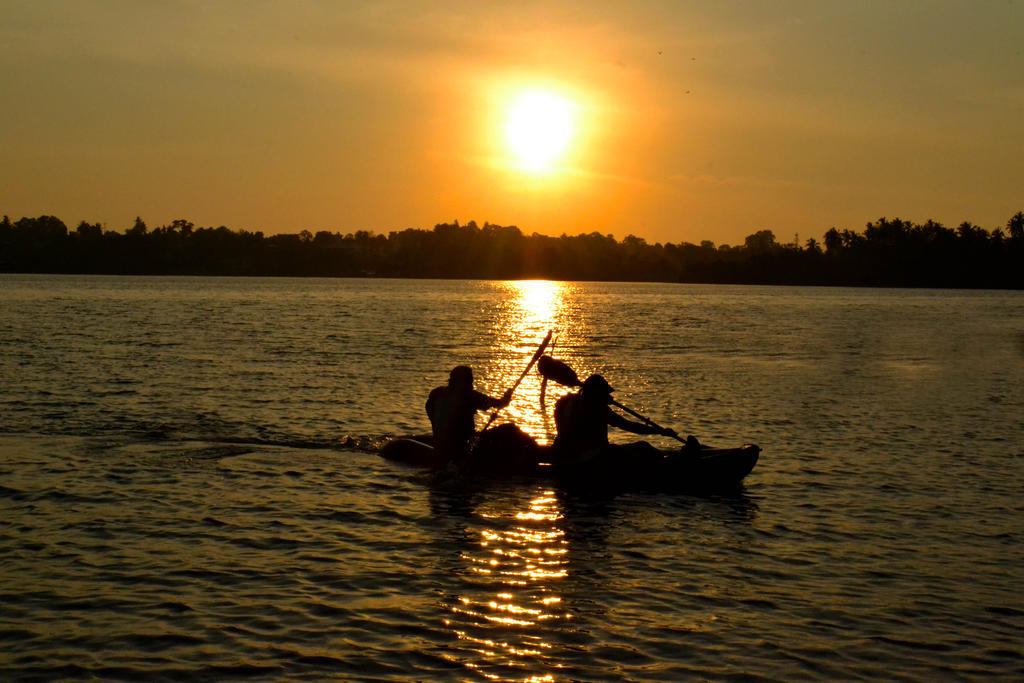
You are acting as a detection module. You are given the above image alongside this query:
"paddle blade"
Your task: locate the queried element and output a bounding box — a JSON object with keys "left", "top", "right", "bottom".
{"left": 537, "top": 355, "right": 581, "bottom": 387}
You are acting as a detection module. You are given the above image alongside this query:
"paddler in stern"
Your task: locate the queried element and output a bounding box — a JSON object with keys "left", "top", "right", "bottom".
{"left": 426, "top": 365, "right": 512, "bottom": 465}
{"left": 552, "top": 374, "right": 676, "bottom": 465}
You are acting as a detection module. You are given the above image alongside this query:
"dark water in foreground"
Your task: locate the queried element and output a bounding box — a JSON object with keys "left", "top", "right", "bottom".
{"left": 1, "top": 275, "right": 1022, "bottom": 681}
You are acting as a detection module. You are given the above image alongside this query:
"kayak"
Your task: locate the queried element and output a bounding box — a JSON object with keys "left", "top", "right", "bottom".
{"left": 379, "top": 426, "right": 760, "bottom": 492}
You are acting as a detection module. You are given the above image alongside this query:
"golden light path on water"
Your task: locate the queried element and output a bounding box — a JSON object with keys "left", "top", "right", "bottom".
{"left": 444, "top": 281, "right": 581, "bottom": 680}
{"left": 485, "top": 280, "right": 579, "bottom": 446}
{"left": 443, "top": 489, "right": 570, "bottom": 682}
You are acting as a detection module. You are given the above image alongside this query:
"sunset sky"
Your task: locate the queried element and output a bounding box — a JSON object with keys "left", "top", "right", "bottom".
{"left": 3, "top": 1, "right": 1021, "bottom": 246}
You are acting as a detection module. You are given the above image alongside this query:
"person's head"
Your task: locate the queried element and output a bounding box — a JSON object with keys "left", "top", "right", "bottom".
{"left": 581, "top": 374, "right": 614, "bottom": 402}
{"left": 448, "top": 365, "right": 474, "bottom": 390}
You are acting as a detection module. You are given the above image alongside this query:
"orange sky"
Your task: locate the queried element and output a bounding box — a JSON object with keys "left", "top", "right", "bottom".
{"left": 2, "top": 1, "right": 1022, "bottom": 245}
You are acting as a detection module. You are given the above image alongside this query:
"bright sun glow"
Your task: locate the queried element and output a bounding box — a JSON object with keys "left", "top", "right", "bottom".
{"left": 514, "top": 279, "right": 559, "bottom": 325}
{"left": 505, "top": 91, "right": 574, "bottom": 172}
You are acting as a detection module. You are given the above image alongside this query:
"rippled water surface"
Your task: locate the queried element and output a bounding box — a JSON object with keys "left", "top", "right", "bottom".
{"left": 1, "top": 275, "right": 1022, "bottom": 681}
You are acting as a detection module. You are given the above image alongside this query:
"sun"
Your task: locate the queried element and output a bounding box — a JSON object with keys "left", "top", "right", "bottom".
{"left": 504, "top": 90, "right": 574, "bottom": 172}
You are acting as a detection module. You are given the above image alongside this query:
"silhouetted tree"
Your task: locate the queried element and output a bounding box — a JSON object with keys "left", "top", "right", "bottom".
{"left": 1, "top": 211, "right": 1022, "bottom": 287}
{"left": 1008, "top": 212, "right": 1024, "bottom": 241}
{"left": 127, "top": 217, "right": 148, "bottom": 236}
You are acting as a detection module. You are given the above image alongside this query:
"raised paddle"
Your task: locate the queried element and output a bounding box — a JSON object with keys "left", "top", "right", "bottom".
{"left": 539, "top": 335, "right": 557, "bottom": 411}
{"left": 538, "top": 353, "right": 581, "bottom": 411}
{"left": 538, "top": 354, "right": 581, "bottom": 388}
{"left": 480, "top": 330, "right": 554, "bottom": 432}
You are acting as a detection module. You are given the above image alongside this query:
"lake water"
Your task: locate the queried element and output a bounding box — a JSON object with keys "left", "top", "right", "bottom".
{"left": 1, "top": 274, "right": 1022, "bottom": 681}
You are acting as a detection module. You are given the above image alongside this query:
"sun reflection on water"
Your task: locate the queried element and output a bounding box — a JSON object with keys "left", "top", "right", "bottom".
{"left": 485, "top": 280, "right": 580, "bottom": 444}
{"left": 515, "top": 279, "right": 561, "bottom": 325}
{"left": 440, "top": 281, "right": 584, "bottom": 678}
{"left": 443, "top": 488, "right": 571, "bottom": 681}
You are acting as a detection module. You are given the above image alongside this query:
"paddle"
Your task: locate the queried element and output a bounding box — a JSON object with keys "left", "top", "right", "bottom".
{"left": 480, "top": 330, "right": 554, "bottom": 433}
{"left": 539, "top": 335, "right": 557, "bottom": 411}
{"left": 538, "top": 353, "right": 580, "bottom": 412}
{"left": 538, "top": 354, "right": 581, "bottom": 388}
{"left": 609, "top": 397, "right": 686, "bottom": 445}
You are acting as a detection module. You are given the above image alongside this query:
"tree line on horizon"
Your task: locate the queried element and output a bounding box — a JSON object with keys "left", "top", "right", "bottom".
{"left": 2, "top": 212, "right": 1022, "bottom": 288}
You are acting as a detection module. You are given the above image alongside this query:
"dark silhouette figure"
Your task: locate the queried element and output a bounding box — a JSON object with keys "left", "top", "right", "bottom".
{"left": 426, "top": 366, "right": 512, "bottom": 465}
{"left": 552, "top": 374, "right": 674, "bottom": 464}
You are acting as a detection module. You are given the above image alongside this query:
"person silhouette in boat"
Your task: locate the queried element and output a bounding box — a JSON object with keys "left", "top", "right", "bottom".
{"left": 426, "top": 365, "right": 513, "bottom": 464}
{"left": 552, "top": 374, "right": 676, "bottom": 464}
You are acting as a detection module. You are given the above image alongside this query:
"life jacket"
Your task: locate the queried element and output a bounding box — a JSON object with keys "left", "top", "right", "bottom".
{"left": 426, "top": 385, "right": 491, "bottom": 458}
{"left": 553, "top": 392, "right": 609, "bottom": 454}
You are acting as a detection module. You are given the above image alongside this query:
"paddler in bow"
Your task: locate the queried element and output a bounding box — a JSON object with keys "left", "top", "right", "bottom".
{"left": 426, "top": 365, "right": 512, "bottom": 466}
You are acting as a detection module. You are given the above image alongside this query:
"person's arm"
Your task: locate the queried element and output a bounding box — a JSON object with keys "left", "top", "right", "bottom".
{"left": 607, "top": 407, "right": 673, "bottom": 436}
{"left": 497, "top": 388, "right": 513, "bottom": 408}
{"left": 425, "top": 388, "right": 439, "bottom": 419}
{"left": 473, "top": 388, "right": 513, "bottom": 411}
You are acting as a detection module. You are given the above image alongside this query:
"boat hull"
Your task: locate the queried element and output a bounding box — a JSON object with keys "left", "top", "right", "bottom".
{"left": 379, "top": 432, "right": 760, "bottom": 492}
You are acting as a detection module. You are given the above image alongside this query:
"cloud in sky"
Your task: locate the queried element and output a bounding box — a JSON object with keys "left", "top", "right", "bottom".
{"left": 2, "top": 0, "right": 1021, "bottom": 244}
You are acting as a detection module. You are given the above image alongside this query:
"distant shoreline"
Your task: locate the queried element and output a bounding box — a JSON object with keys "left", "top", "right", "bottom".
{"left": 3, "top": 213, "right": 1023, "bottom": 289}
{"left": 4, "top": 272, "right": 1024, "bottom": 293}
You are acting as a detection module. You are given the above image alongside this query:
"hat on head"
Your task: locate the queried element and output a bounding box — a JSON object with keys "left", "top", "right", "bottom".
{"left": 582, "top": 373, "right": 614, "bottom": 396}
